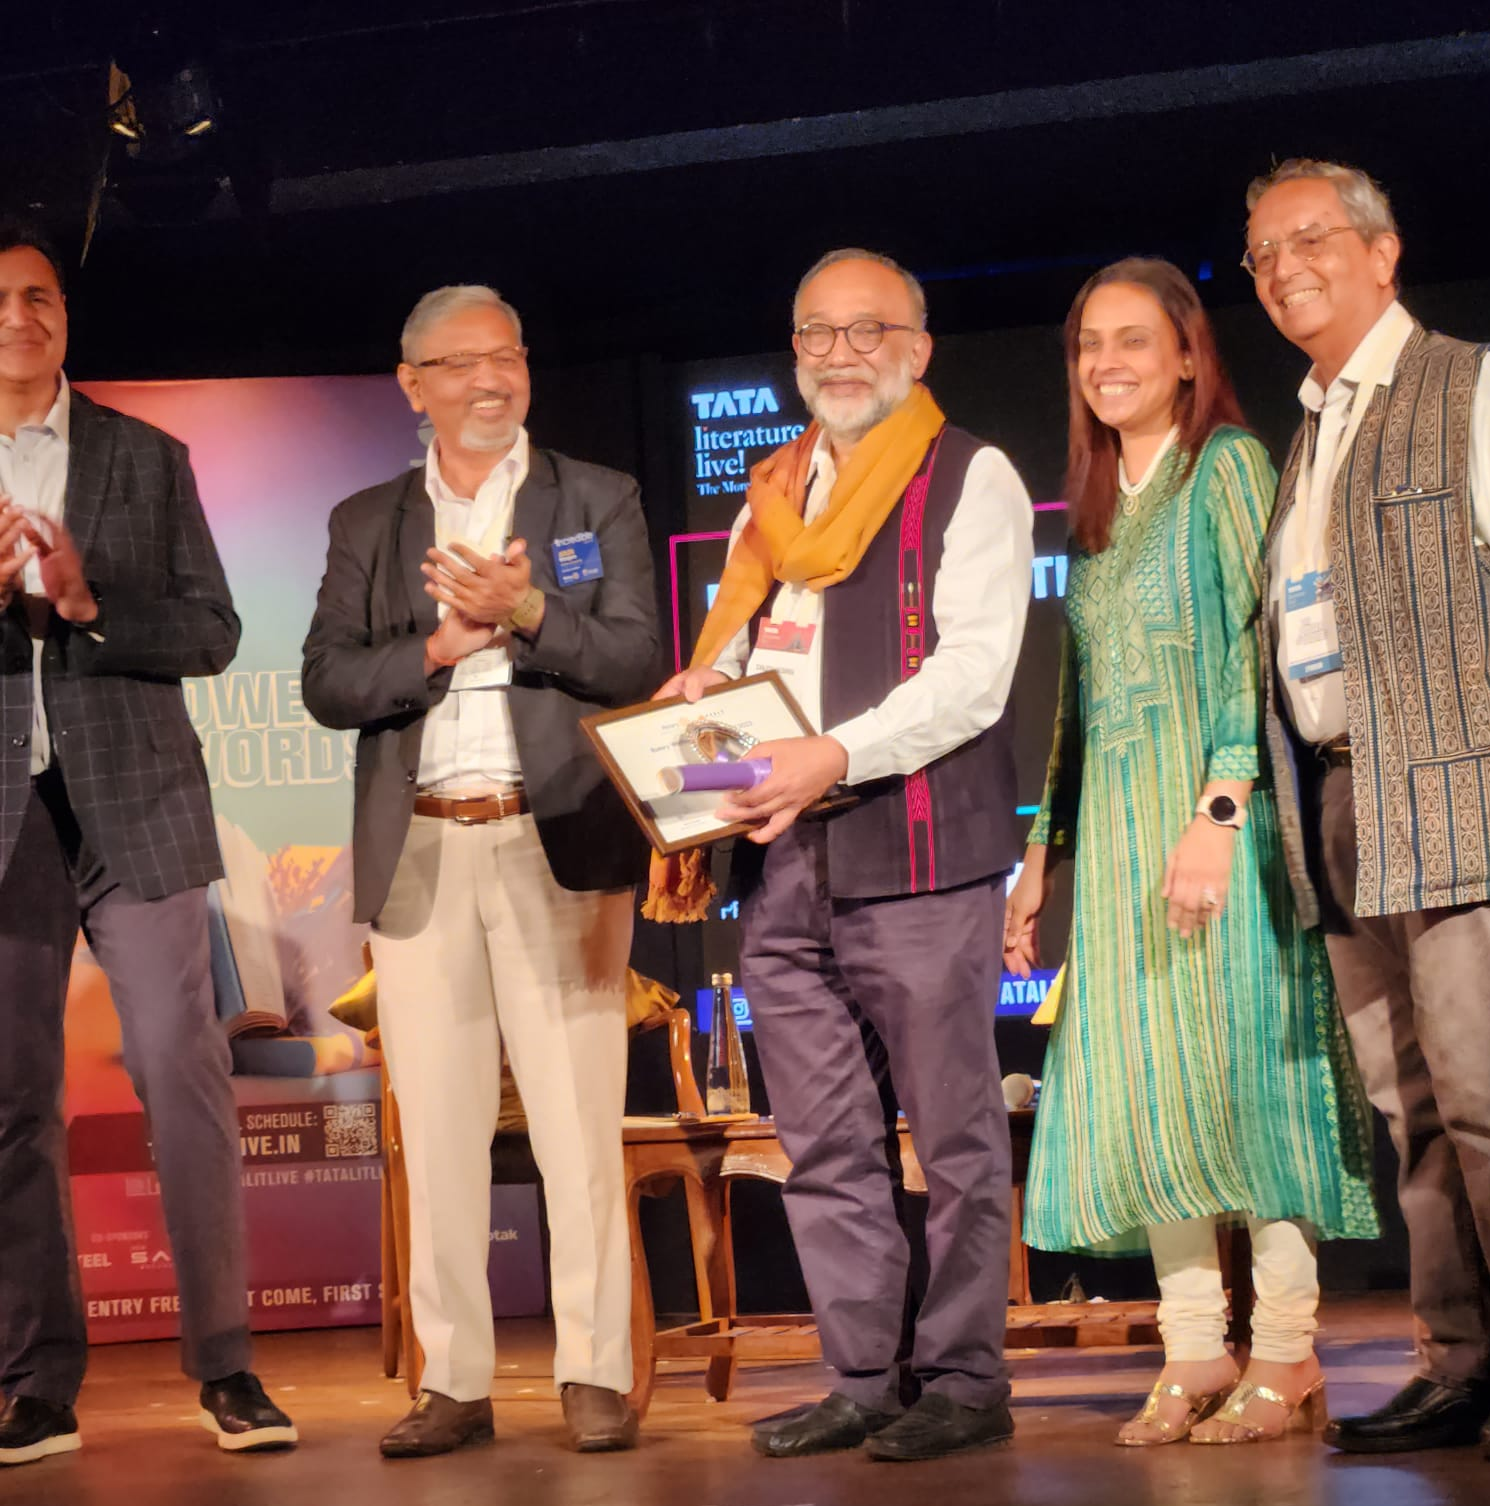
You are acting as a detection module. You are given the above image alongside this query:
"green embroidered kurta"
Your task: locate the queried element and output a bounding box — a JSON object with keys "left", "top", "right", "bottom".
{"left": 1024, "top": 427, "right": 1377, "bottom": 1254}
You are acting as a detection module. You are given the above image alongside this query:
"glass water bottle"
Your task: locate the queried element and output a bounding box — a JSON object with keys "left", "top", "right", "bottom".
{"left": 706, "top": 971, "right": 750, "bottom": 1115}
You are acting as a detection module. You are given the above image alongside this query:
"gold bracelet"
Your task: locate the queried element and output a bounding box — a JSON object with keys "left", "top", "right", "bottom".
{"left": 506, "top": 585, "right": 545, "bottom": 633}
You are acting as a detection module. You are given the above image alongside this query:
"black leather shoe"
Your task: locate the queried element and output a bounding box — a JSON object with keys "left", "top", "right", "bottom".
{"left": 752, "top": 1392, "right": 902, "bottom": 1458}
{"left": 198, "top": 1372, "right": 299, "bottom": 1452}
{"left": 1323, "top": 1377, "right": 1490, "bottom": 1454}
{"left": 0, "top": 1396, "right": 81, "bottom": 1467}
{"left": 380, "top": 1391, "right": 494, "bottom": 1459}
{"left": 865, "top": 1393, "right": 1015, "bottom": 1461}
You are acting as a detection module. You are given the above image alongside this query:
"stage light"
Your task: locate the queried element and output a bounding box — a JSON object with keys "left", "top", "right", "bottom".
{"left": 163, "top": 66, "right": 219, "bottom": 138}
{"left": 107, "top": 60, "right": 220, "bottom": 144}
{"left": 107, "top": 64, "right": 142, "bottom": 140}
{"left": 101, "top": 57, "right": 229, "bottom": 226}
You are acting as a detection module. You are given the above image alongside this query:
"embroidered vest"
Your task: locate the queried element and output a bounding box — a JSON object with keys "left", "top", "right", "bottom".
{"left": 1269, "top": 325, "right": 1490, "bottom": 917}
{"left": 817, "top": 425, "right": 1021, "bottom": 899}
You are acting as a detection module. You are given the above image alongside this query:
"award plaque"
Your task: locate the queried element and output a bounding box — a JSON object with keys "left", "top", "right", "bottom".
{"left": 581, "top": 671, "right": 834, "bottom": 853}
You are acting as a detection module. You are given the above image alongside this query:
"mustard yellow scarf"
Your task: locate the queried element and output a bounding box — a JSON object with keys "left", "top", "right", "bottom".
{"left": 689, "top": 381, "right": 946, "bottom": 671}
{"left": 644, "top": 384, "right": 947, "bottom": 922}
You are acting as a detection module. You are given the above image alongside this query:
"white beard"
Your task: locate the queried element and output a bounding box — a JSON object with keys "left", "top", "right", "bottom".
{"left": 797, "top": 361, "right": 916, "bottom": 446}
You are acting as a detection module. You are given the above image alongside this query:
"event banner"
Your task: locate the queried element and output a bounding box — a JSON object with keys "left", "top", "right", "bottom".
{"left": 64, "top": 377, "right": 544, "bottom": 1340}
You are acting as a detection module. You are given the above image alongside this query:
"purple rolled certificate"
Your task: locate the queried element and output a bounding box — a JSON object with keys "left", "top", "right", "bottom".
{"left": 659, "top": 758, "right": 772, "bottom": 796}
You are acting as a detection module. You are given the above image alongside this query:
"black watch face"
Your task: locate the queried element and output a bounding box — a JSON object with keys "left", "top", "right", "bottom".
{"left": 1209, "top": 795, "right": 1237, "bottom": 824}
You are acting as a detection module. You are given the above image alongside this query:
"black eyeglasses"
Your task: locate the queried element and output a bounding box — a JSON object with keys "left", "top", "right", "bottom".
{"left": 1241, "top": 225, "right": 1357, "bottom": 278}
{"left": 414, "top": 346, "right": 528, "bottom": 372}
{"left": 795, "top": 319, "right": 917, "bottom": 356}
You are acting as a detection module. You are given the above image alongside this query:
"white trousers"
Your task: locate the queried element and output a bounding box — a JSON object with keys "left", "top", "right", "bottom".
{"left": 371, "top": 812, "right": 634, "bottom": 1401}
{"left": 1147, "top": 1215, "right": 1320, "bottom": 1364}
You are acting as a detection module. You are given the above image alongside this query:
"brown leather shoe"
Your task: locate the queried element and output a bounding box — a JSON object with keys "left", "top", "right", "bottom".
{"left": 561, "top": 1384, "right": 638, "bottom": 1452}
{"left": 379, "top": 1391, "right": 495, "bottom": 1458}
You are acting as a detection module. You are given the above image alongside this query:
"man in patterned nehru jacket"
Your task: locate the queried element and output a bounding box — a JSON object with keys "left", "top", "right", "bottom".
{"left": 1246, "top": 159, "right": 1490, "bottom": 1457}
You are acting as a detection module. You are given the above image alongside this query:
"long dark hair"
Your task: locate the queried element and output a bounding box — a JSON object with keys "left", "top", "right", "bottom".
{"left": 1063, "top": 258, "right": 1244, "bottom": 553}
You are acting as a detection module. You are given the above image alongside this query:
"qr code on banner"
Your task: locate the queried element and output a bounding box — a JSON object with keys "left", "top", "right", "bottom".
{"left": 322, "top": 1102, "right": 377, "bottom": 1158}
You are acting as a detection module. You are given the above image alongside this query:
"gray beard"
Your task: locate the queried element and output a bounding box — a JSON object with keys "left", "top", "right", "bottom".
{"left": 799, "top": 368, "right": 915, "bottom": 447}
{"left": 459, "top": 421, "right": 518, "bottom": 452}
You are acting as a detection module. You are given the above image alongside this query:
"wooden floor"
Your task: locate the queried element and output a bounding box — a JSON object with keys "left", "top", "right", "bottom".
{"left": 3, "top": 1294, "right": 1484, "bottom": 1505}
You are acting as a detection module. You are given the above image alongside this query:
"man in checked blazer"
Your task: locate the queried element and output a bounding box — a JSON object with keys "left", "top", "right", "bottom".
{"left": 0, "top": 224, "right": 295, "bottom": 1467}
{"left": 303, "top": 284, "right": 657, "bottom": 1459}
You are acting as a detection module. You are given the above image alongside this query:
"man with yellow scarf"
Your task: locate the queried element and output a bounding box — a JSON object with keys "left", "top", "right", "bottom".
{"left": 657, "top": 250, "right": 1034, "bottom": 1461}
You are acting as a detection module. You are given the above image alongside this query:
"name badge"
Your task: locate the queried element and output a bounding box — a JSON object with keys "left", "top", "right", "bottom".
{"left": 552, "top": 531, "right": 603, "bottom": 587}
{"left": 1283, "top": 569, "right": 1344, "bottom": 681}
{"left": 755, "top": 618, "right": 817, "bottom": 655}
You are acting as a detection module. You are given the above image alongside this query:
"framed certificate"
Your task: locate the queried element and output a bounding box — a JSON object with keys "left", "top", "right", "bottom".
{"left": 582, "top": 671, "right": 826, "bottom": 853}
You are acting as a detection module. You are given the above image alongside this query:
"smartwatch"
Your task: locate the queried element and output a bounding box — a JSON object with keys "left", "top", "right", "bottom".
{"left": 1195, "top": 794, "right": 1247, "bottom": 830}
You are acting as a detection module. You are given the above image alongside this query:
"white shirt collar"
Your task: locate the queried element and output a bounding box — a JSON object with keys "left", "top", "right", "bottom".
{"left": 1117, "top": 425, "right": 1181, "bottom": 496}
{"left": 800, "top": 428, "right": 840, "bottom": 524}
{"left": 1298, "top": 299, "right": 1414, "bottom": 414}
{"left": 425, "top": 425, "right": 530, "bottom": 507}
{"left": 44, "top": 376, "right": 70, "bottom": 442}
{"left": 5, "top": 375, "right": 69, "bottom": 446}
{"left": 809, "top": 426, "right": 837, "bottom": 477}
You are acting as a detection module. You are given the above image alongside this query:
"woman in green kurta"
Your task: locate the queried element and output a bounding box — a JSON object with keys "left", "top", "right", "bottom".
{"left": 1004, "top": 260, "right": 1375, "bottom": 1446}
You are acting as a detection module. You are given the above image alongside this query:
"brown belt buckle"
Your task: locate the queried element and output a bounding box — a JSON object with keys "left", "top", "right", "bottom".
{"left": 450, "top": 789, "right": 521, "bottom": 824}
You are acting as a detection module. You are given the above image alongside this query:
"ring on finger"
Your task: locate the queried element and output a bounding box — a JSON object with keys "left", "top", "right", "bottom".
{"left": 1200, "top": 887, "right": 1219, "bottom": 910}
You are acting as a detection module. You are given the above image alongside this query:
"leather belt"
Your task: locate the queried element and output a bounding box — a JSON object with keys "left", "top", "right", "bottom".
{"left": 1317, "top": 738, "right": 1352, "bottom": 768}
{"left": 413, "top": 788, "right": 529, "bottom": 824}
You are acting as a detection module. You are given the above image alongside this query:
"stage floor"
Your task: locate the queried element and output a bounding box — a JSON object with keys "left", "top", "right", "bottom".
{"left": 3, "top": 1293, "right": 1483, "bottom": 1505}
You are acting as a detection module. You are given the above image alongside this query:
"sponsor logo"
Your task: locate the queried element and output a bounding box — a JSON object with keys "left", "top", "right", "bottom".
{"left": 689, "top": 385, "right": 806, "bottom": 496}
{"left": 689, "top": 387, "right": 782, "bottom": 419}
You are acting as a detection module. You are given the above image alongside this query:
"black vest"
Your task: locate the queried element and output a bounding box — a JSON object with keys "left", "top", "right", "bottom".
{"left": 815, "top": 424, "right": 1021, "bottom": 898}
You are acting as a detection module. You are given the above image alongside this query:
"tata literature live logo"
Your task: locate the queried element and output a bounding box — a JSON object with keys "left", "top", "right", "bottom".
{"left": 689, "top": 385, "right": 806, "bottom": 497}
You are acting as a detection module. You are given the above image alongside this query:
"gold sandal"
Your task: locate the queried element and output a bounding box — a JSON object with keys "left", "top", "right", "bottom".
{"left": 1116, "top": 1380, "right": 1232, "bottom": 1447}
{"left": 1189, "top": 1378, "right": 1328, "bottom": 1444}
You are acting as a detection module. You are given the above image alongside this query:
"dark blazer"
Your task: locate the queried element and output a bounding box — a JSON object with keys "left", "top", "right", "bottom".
{"left": 0, "top": 390, "right": 240, "bottom": 899}
{"left": 301, "top": 445, "right": 659, "bottom": 922}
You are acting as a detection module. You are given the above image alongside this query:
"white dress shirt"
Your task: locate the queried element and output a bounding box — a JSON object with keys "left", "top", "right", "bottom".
{"left": 0, "top": 376, "right": 70, "bottom": 774}
{"left": 1273, "top": 300, "right": 1490, "bottom": 743}
{"left": 712, "top": 428, "right": 1034, "bottom": 784}
{"left": 415, "top": 428, "right": 530, "bottom": 791}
